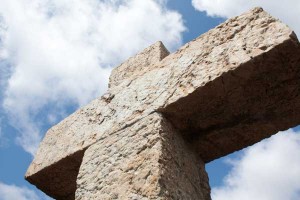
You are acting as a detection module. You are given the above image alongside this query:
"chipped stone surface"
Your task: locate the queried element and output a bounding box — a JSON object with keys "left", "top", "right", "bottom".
{"left": 75, "top": 113, "right": 210, "bottom": 200}
{"left": 26, "top": 7, "right": 300, "bottom": 199}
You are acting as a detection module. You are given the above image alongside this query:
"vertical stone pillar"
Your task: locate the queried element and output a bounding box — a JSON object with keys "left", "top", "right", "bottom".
{"left": 75, "top": 113, "right": 211, "bottom": 200}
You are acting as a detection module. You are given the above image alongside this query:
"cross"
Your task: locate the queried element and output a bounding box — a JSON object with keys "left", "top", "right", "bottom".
{"left": 25, "top": 7, "right": 300, "bottom": 200}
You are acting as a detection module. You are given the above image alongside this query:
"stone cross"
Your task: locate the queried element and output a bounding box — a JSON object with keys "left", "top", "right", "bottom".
{"left": 25, "top": 7, "right": 300, "bottom": 200}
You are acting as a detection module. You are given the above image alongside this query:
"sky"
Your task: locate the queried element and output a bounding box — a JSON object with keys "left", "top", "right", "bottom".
{"left": 0, "top": 0, "right": 300, "bottom": 199}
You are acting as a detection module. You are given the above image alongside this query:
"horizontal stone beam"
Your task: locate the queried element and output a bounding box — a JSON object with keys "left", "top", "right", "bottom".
{"left": 26, "top": 7, "right": 300, "bottom": 198}
{"left": 161, "top": 31, "right": 300, "bottom": 162}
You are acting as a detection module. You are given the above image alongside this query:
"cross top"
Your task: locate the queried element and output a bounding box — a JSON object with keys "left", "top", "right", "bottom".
{"left": 26, "top": 7, "right": 300, "bottom": 200}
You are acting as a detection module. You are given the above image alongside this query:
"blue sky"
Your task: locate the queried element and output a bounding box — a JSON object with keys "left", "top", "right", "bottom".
{"left": 0, "top": 0, "right": 300, "bottom": 199}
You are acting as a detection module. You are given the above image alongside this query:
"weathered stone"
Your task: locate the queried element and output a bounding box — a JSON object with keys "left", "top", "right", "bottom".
{"left": 75, "top": 113, "right": 210, "bottom": 200}
{"left": 26, "top": 7, "right": 300, "bottom": 199}
{"left": 25, "top": 41, "right": 170, "bottom": 199}
{"left": 109, "top": 41, "right": 170, "bottom": 88}
{"left": 26, "top": 150, "right": 84, "bottom": 200}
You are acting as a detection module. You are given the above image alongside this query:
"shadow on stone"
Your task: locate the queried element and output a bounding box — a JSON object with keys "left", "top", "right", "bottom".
{"left": 26, "top": 149, "right": 86, "bottom": 200}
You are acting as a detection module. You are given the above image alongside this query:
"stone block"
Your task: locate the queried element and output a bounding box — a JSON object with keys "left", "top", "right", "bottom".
{"left": 109, "top": 41, "right": 169, "bottom": 88}
{"left": 75, "top": 113, "right": 210, "bottom": 200}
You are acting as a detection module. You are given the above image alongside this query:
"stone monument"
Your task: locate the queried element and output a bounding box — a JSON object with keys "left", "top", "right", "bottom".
{"left": 25, "top": 7, "right": 300, "bottom": 200}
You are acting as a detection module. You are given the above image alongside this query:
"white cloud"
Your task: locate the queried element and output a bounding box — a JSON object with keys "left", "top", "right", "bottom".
{"left": 0, "top": 0, "right": 185, "bottom": 155}
{"left": 0, "top": 182, "right": 52, "bottom": 200}
{"left": 191, "top": 0, "right": 300, "bottom": 36}
{"left": 212, "top": 129, "right": 300, "bottom": 200}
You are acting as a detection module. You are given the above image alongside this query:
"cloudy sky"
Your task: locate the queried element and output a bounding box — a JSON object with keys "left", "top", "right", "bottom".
{"left": 0, "top": 0, "right": 300, "bottom": 199}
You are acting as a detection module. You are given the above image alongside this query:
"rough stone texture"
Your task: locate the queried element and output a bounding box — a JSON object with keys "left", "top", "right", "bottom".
{"left": 25, "top": 41, "right": 170, "bottom": 199}
{"left": 75, "top": 113, "right": 210, "bottom": 200}
{"left": 109, "top": 41, "right": 170, "bottom": 88}
{"left": 160, "top": 9, "right": 300, "bottom": 161}
{"left": 26, "top": 150, "right": 84, "bottom": 200}
{"left": 26, "top": 7, "right": 300, "bottom": 199}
